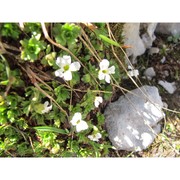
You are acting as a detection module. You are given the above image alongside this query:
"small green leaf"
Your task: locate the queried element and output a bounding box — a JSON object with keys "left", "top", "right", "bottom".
{"left": 82, "top": 74, "right": 91, "bottom": 83}
{"left": 34, "top": 126, "right": 68, "bottom": 134}
{"left": 99, "top": 34, "right": 120, "bottom": 47}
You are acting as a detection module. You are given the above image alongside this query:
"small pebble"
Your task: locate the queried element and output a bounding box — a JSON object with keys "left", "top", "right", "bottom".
{"left": 148, "top": 47, "right": 160, "bottom": 55}
{"left": 160, "top": 56, "right": 166, "bottom": 63}
{"left": 158, "top": 80, "right": 177, "bottom": 94}
{"left": 144, "top": 67, "right": 156, "bottom": 80}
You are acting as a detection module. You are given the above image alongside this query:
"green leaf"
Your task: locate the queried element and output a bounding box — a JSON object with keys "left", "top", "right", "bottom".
{"left": 34, "top": 126, "right": 68, "bottom": 134}
{"left": 82, "top": 74, "right": 91, "bottom": 83}
{"left": 99, "top": 34, "right": 120, "bottom": 47}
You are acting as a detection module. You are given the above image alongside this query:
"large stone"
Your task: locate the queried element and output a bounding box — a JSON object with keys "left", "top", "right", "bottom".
{"left": 104, "top": 85, "right": 165, "bottom": 151}
{"left": 122, "top": 23, "right": 157, "bottom": 64}
{"left": 141, "top": 23, "right": 158, "bottom": 49}
{"left": 155, "top": 23, "right": 180, "bottom": 35}
{"left": 122, "top": 23, "right": 146, "bottom": 63}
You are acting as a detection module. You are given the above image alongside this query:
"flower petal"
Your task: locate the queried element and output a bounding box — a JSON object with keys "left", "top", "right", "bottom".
{"left": 94, "top": 96, "right": 103, "bottom": 107}
{"left": 70, "top": 112, "right": 82, "bottom": 125}
{"left": 108, "top": 66, "right": 115, "bottom": 74}
{"left": 44, "top": 101, "right": 49, "bottom": 107}
{"left": 127, "top": 69, "right": 139, "bottom": 77}
{"left": 96, "top": 133, "right": 102, "bottom": 139}
{"left": 42, "top": 101, "right": 52, "bottom": 114}
{"left": 56, "top": 57, "right": 62, "bottom": 67}
{"left": 98, "top": 71, "right": 105, "bottom": 80}
{"left": 55, "top": 69, "right": 64, "bottom": 77}
{"left": 63, "top": 71, "right": 72, "bottom": 81}
{"left": 63, "top": 55, "right": 71, "bottom": 64}
{"left": 70, "top": 62, "right": 81, "bottom": 71}
{"left": 88, "top": 135, "right": 94, "bottom": 141}
{"left": 105, "top": 74, "right": 111, "bottom": 83}
{"left": 76, "top": 120, "right": 88, "bottom": 132}
{"left": 94, "top": 100, "right": 100, "bottom": 108}
{"left": 99, "top": 59, "right": 109, "bottom": 70}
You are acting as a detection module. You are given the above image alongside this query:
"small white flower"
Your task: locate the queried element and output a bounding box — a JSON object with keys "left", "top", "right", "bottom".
{"left": 55, "top": 55, "right": 81, "bottom": 81}
{"left": 88, "top": 132, "right": 102, "bottom": 142}
{"left": 98, "top": 59, "right": 115, "bottom": 83}
{"left": 94, "top": 96, "right": 103, "bottom": 108}
{"left": 70, "top": 112, "right": 88, "bottom": 132}
{"left": 127, "top": 69, "right": 139, "bottom": 78}
{"left": 42, "top": 101, "right": 52, "bottom": 114}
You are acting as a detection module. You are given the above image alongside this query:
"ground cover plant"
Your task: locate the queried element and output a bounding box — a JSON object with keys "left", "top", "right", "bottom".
{"left": 0, "top": 23, "right": 128, "bottom": 157}
{"left": 0, "top": 23, "right": 179, "bottom": 157}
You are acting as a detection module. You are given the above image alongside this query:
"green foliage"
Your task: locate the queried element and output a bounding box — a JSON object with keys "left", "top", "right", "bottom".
{"left": 0, "top": 22, "right": 127, "bottom": 157}
{"left": 20, "top": 37, "right": 46, "bottom": 61}
{"left": 98, "top": 34, "right": 120, "bottom": 47}
{"left": 167, "top": 34, "right": 180, "bottom": 43}
{"left": 53, "top": 23, "right": 80, "bottom": 46}
{"left": 0, "top": 23, "right": 21, "bottom": 39}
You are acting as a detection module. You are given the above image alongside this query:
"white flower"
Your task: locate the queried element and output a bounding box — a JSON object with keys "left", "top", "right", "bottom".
{"left": 55, "top": 55, "right": 81, "bottom": 81}
{"left": 98, "top": 59, "right": 115, "bottom": 83}
{"left": 94, "top": 96, "right": 103, "bottom": 108}
{"left": 70, "top": 112, "right": 88, "bottom": 132}
{"left": 88, "top": 132, "right": 102, "bottom": 142}
{"left": 127, "top": 69, "right": 139, "bottom": 78}
{"left": 42, "top": 101, "right": 52, "bottom": 114}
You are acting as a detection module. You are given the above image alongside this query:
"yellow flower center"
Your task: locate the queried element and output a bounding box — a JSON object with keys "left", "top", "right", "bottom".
{"left": 64, "top": 65, "right": 69, "bottom": 71}
{"left": 102, "top": 69, "right": 108, "bottom": 74}
{"left": 76, "top": 120, "right": 81, "bottom": 124}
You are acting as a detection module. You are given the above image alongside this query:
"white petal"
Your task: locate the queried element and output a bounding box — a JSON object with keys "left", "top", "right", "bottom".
{"left": 42, "top": 101, "right": 52, "bottom": 113}
{"left": 96, "top": 96, "right": 103, "bottom": 103}
{"left": 70, "top": 62, "right": 81, "bottom": 71}
{"left": 56, "top": 57, "right": 62, "bottom": 67}
{"left": 44, "top": 101, "right": 49, "bottom": 107}
{"left": 99, "top": 59, "right": 109, "bottom": 70}
{"left": 70, "top": 112, "right": 82, "bottom": 125}
{"left": 127, "top": 70, "right": 133, "bottom": 77}
{"left": 134, "top": 69, "right": 139, "bottom": 77}
{"left": 46, "top": 105, "right": 52, "bottom": 112}
{"left": 76, "top": 120, "right": 88, "bottom": 132}
{"left": 63, "top": 71, "right": 72, "bottom": 81}
{"left": 108, "top": 66, "right": 115, "bottom": 74}
{"left": 88, "top": 133, "right": 102, "bottom": 142}
{"left": 96, "top": 133, "right": 102, "bottom": 139}
{"left": 94, "top": 96, "right": 103, "bottom": 107}
{"left": 56, "top": 56, "right": 71, "bottom": 68}
{"left": 63, "top": 55, "right": 71, "bottom": 64}
{"left": 98, "top": 71, "right": 105, "bottom": 80}
{"left": 105, "top": 74, "right": 111, "bottom": 83}
{"left": 88, "top": 135, "right": 94, "bottom": 141}
{"left": 127, "top": 69, "right": 139, "bottom": 77}
{"left": 73, "top": 112, "right": 82, "bottom": 121}
{"left": 94, "top": 100, "right": 100, "bottom": 108}
{"left": 55, "top": 69, "right": 64, "bottom": 77}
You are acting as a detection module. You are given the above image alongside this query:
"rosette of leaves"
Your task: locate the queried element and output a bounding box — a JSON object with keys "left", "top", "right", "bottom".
{"left": 53, "top": 23, "right": 80, "bottom": 46}
{"left": 20, "top": 37, "right": 46, "bottom": 62}
{"left": 0, "top": 23, "right": 21, "bottom": 40}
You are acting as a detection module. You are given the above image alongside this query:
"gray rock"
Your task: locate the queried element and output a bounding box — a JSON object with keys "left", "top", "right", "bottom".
{"left": 144, "top": 67, "right": 156, "bottom": 80}
{"left": 122, "top": 23, "right": 157, "bottom": 64}
{"left": 141, "top": 23, "right": 157, "bottom": 49}
{"left": 104, "top": 86, "right": 165, "bottom": 151}
{"left": 122, "top": 23, "right": 146, "bottom": 63}
{"left": 155, "top": 23, "right": 180, "bottom": 35}
{"left": 148, "top": 47, "right": 160, "bottom": 55}
{"left": 158, "top": 80, "right": 177, "bottom": 94}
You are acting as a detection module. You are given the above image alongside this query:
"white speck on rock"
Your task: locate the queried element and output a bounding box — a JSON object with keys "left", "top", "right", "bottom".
{"left": 158, "top": 80, "right": 177, "bottom": 94}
